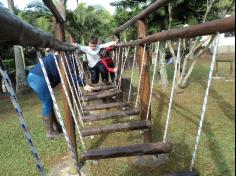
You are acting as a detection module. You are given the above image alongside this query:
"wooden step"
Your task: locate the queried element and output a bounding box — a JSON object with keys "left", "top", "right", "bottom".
{"left": 92, "top": 84, "right": 117, "bottom": 92}
{"left": 84, "top": 90, "right": 122, "bottom": 101}
{"left": 81, "top": 120, "right": 151, "bottom": 137}
{"left": 164, "top": 171, "right": 199, "bottom": 176}
{"left": 81, "top": 142, "right": 171, "bottom": 161}
{"left": 83, "top": 102, "right": 130, "bottom": 111}
{"left": 82, "top": 109, "right": 140, "bottom": 123}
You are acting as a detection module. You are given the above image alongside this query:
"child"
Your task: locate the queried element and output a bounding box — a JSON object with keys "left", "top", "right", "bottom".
{"left": 73, "top": 36, "right": 118, "bottom": 84}
{"left": 27, "top": 52, "right": 93, "bottom": 139}
{"left": 99, "top": 47, "right": 117, "bottom": 83}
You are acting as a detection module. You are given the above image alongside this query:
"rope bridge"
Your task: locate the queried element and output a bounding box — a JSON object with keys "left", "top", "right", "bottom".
{"left": 0, "top": 1, "right": 235, "bottom": 175}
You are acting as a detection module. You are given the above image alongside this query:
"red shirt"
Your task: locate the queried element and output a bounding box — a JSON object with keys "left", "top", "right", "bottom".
{"left": 101, "top": 46, "right": 115, "bottom": 73}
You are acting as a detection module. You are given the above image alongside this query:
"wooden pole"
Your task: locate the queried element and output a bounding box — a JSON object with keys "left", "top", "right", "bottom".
{"left": 135, "top": 20, "right": 152, "bottom": 143}
{"left": 54, "top": 17, "right": 78, "bottom": 174}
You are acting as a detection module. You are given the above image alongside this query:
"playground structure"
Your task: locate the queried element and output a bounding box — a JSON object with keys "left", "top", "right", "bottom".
{"left": 0, "top": 0, "right": 235, "bottom": 176}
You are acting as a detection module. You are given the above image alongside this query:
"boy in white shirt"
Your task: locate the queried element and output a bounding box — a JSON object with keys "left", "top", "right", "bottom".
{"left": 73, "top": 36, "right": 118, "bottom": 84}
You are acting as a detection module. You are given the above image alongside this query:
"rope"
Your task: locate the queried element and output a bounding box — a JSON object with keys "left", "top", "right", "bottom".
{"left": 37, "top": 52, "right": 81, "bottom": 172}
{"left": 135, "top": 44, "right": 147, "bottom": 109}
{"left": 118, "top": 46, "right": 130, "bottom": 89}
{"left": 63, "top": 54, "right": 85, "bottom": 115}
{"left": 190, "top": 34, "right": 220, "bottom": 171}
{"left": 69, "top": 54, "right": 86, "bottom": 105}
{"left": 163, "top": 39, "right": 182, "bottom": 143}
{"left": 54, "top": 56, "right": 85, "bottom": 138}
{"left": 0, "top": 68, "right": 46, "bottom": 176}
{"left": 128, "top": 46, "right": 137, "bottom": 102}
{"left": 73, "top": 53, "right": 85, "bottom": 88}
{"left": 58, "top": 54, "right": 85, "bottom": 120}
{"left": 116, "top": 47, "right": 121, "bottom": 85}
{"left": 146, "top": 42, "right": 160, "bottom": 121}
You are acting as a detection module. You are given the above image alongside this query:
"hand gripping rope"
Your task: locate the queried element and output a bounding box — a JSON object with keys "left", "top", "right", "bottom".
{"left": 146, "top": 42, "right": 160, "bottom": 121}
{"left": 135, "top": 44, "right": 147, "bottom": 109}
{"left": 54, "top": 55, "right": 85, "bottom": 146}
{"left": 37, "top": 52, "right": 81, "bottom": 172}
{"left": 190, "top": 34, "right": 220, "bottom": 171}
{"left": 163, "top": 39, "right": 182, "bottom": 143}
{"left": 127, "top": 46, "right": 137, "bottom": 102}
{"left": 0, "top": 68, "right": 46, "bottom": 176}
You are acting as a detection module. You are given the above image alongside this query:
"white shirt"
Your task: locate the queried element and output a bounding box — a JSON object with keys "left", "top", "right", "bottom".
{"left": 77, "top": 41, "right": 116, "bottom": 68}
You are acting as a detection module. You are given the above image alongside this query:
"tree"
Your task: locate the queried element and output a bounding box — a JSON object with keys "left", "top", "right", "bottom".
{"left": 7, "top": 0, "right": 29, "bottom": 95}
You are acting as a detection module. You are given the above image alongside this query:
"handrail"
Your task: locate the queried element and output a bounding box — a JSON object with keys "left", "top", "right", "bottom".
{"left": 113, "top": 0, "right": 170, "bottom": 35}
{"left": 116, "top": 16, "right": 235, "bottom": 47}
{"left": 0, "top": 7, "right": 75, "bottom": 51}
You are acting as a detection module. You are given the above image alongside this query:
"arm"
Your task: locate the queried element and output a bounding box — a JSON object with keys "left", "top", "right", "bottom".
{"left": 101, "top": 59, "right": 117, "bottom": 73}
{"left": 100, "top": 40, "right": 119, "bottom": 48}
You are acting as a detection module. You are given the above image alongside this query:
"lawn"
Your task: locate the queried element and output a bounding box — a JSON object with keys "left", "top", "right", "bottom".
{"left": 0, "top": 56, "right": 235, "bottom": 176}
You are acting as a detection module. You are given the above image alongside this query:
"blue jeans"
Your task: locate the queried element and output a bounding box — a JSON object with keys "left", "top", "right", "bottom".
{"left": 27, "top": 73, "right": 53, "bottom": 117}
{"left": 89, "top": 62, "right": 108, "bottom": 84}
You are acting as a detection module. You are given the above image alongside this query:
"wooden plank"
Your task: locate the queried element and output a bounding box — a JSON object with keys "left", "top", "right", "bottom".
{"left": 82, "top": 109, "right": 140, "bottom": 123}
{"left": 92, "top": 84, "right": 117, "bottom": 92}
{"left": 114, "top": 0, "right": 170, "bottom": 34}
{"left": 43, "top": 0, "right": 64, "bottom": 24}
{"left": 117, "top": 16, "right": 235, "bottom": 47}
{"left": 81, "top": 120, "right": 152, "bottom": 137}
{"left": 81, "top": 142, "right": 171, "bottom": 160}
{"left": 163, "top": 171, "right": 199, "bottom": 176}
{"left": 83, "top": 102, "right": 130, "bottom": 111}
{"left": 83, "top": 88, "right": 118, "bottom": 96}
{"left": 0, "top": 6, "right": 75, "bottom": 51}
{"left": 84, "top": 90, "right": 122, "bottom": 101}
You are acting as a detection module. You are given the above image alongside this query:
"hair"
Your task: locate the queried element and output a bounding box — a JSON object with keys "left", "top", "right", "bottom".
{"left": 90, "top": 36, "right": 98, "bottom": 44}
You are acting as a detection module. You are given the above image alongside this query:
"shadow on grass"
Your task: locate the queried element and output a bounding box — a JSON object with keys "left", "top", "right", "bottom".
{"left": 152, "top": 90, "right": 232, "bottom": 175}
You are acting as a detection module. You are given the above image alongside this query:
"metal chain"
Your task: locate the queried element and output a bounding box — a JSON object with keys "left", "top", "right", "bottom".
{"left": 135, "top": 44, "right": 147, "bottom": 109}
{"left": 146, "top": 42, "right": 160, "bottom": 121}
{"left": 37, "top": 52, "right": 81, "bottom": 172}
{"left": 0, "top": 68, "right": 46, "bottom": 176}
{"left": 163, "top": 39, "right": 182, "bottom": 143}
{"left": 128, "top": 46, "right": 137, "bottom": 103}
{"left": 190, "top": 34, "right": 220, "bottom": 171}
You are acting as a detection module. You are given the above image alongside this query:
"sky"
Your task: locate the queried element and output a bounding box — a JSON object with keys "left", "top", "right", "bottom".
{"left": 0, "top": 0, "right": 115, "bottom": 14}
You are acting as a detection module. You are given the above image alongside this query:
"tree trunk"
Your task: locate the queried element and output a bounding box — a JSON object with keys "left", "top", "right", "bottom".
{"left": 7, "top": 0, "right": 29, "bottom": 95}
{"left": 159, "top": 51, "right": 168, "bottom": 87}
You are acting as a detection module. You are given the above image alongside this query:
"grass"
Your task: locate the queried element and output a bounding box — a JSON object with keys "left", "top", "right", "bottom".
{"left": 0, "top": 56, "right": 235, "bottom": 176}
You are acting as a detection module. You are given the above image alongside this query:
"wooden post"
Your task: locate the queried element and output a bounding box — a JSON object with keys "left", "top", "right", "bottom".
{"left": 135, "top": 20, "right": 152, "bottom": 143}
{"left": 54, "top": 17, "right": 78, "bottom": 174}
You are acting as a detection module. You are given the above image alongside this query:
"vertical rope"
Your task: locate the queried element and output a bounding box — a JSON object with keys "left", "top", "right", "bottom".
{"left": 146, "top": 42, "right": 160, "bottom": 121}
{"left": 116, "top": 47, "right": 121, "bottom": 85}
{"left": 66, "top": 54, "right": 85, "bottom": 106}
{"left": 0, "top": 68, "right": 46, "bottom": 176}
{"left": 128, "top": 46, "right": 137, "bottom": 103}
{"left": 73, "top": 54, "right": 85, "bottom": 88}
{"left": 54, "top": 56, "right": 85, "bottom": 141}
{"left": 163, "top": 39, "right": 182, "bottom": 143}
{"left": 62, "top": 54, "right": 85, "bottom": 115}
{"left": 135, "top": 44, "right": 147, "bottom": 109}
{"left": 190, "top": 35, "right": 220, "bottom": 171}
{"left": 118, "top": 46, "right": 130, "bottom": 89}
{"left": 37, "top": 52, "right": 81, "bottom": 172}
{"left": 69, "top": 54, "right": 86, "bottom": 105}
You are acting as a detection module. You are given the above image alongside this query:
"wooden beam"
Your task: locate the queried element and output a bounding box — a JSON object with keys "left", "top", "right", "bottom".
{"left": 81, "top": 142, "right": 171, "bottom": 160}
{"left": 83, "top": 102, "right": 130, "bottom": 111}
{"left": 163, "top": 171, "right": 199, "bottom": 176}
{"left": 113, "top": 0, "right": 170, "bottom": 34}
{"left": 0, "top": 7, "right": 75, "bottom": 51}
{"left": 82, "top": 109, "right": 140, "bottom": 123}
{"left": 117, "top": 16, "right": 235, "bottom": 47}
{"left": 92, "top": 84, "right": 117, "bottom": 92}
{"left": 43, "top": 0, "right": 64, "bottom": 24}
{"left": 81, "top": 120, "right": 152, "bottom": 137}
{"left": 84, "top": 90, "right": 122, "bottom": 101}
{"left": 136, "top": 20, "right": 152, "bottom": 143}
